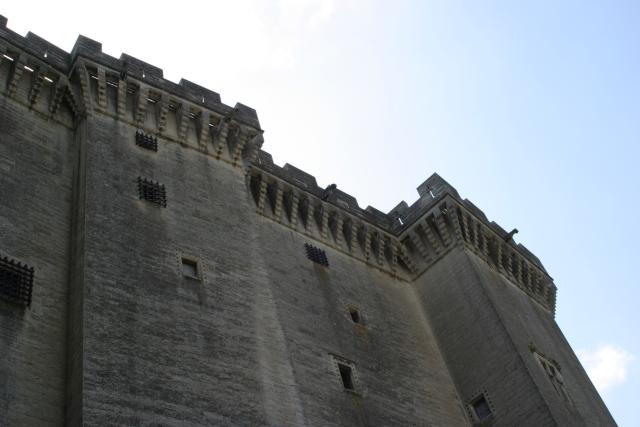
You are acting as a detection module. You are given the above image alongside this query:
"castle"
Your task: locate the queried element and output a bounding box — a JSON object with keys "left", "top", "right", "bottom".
{"left": 0, "top": 16, "right": 616, "bottom": 426}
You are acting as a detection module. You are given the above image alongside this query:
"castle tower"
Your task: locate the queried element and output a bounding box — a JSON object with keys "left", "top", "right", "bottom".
{"left": 0, "top": 16, "right": 615, "bottom": 426}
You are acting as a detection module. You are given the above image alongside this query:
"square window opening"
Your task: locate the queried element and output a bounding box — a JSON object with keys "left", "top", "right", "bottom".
{"left": 182, "top": 258, "right": 198, "bottom": 279}
{"left": 472, "top": 396, "right": 492, "bottom": 421}
{"left": 338, "top": 363, "right": 354, "bottom": 390}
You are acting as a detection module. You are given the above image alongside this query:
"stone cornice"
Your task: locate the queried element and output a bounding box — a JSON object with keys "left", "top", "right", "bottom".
{"left": 250, "top": 162, "right": 557, "bottom": 315}
{"left": 0, "top": 17, "right": 263, "bottom": 166}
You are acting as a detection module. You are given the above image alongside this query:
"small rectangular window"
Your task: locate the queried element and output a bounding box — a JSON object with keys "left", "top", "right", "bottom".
{"left": 472, "top": 396, "right": 492, "bottom": 421}
{"left": 338, "top": 363, "right": 354, "bottom": 390}
{"left": 137, "top": 177, "right": 167, "bottom": 207}
{"left": 0, "top": 255, "right": 34, "bottom": 308}
{"left": 181, "top": 258, "right": 198, "bottom": 279}
{"left": 348, "top": 307, "right": 361, "bottom": 324}
{"left": 331, "top": 355, "right": 359, "bottom": 394}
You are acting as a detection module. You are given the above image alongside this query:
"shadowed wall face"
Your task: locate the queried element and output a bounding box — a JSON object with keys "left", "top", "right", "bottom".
{"left": 414, "top": 248, "right": 616, "bottom": 427}
{"left": 0, "top": 94, "right": 74, "bottom": 425}
{"left": 74, "top": 112, "right": 468, "bottom": 425}
{"left": 0, "top": 17, "right": 617, "bottom": 427}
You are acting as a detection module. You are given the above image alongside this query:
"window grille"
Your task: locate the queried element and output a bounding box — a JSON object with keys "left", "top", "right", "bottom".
{"left": 0, "top": 256, "right": 34, "bottom": 307}
{"left": 135, "top": 130, "right": 158, "bottom": 151}
{"left": 305, "top": 243, "right": 328, "bottom": 266}
{"left": 137, "top": 177, "right": 167, "bottom": 207}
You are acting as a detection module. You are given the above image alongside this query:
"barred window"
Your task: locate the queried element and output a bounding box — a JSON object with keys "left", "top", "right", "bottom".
{"left": 0, "top": 256, "right": 34, "bottom": 308}
{"left": 305, "top": 243, "right": 328, "bottom": 266}
{"left": 135, "top": 130, "right": 158, "bottom": 151}
{"left": 137, "top": 177, "right": 167, "bottom": 207}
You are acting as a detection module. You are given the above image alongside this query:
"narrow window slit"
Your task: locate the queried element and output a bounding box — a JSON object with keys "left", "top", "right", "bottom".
{"left": 338, "top": 363, "right": 354, "bottom": 390}
{"left": 349, "top": 307, "right": 361, "bottom": 324}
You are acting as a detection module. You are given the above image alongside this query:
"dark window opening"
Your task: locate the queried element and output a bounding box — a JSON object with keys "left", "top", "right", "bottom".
{"left": 182, "top": 258, "right": 198, "bottom": 278}
{"left": 472, "top": 396, "right": 492, "bottom": 421}
{"left": 0, "top": 256, "right": 34, "bottom": 308}
{"left": 305, "top": 243, "right": 328, "bottom": 266}
{"left": 349, "top": 307, "right": 361, "bottom": 324}
{"left": 137, "top": 177, "right": 167, "bottom": 207}
{"left": 338, "top": 363, "right": 354, "bottom": 390}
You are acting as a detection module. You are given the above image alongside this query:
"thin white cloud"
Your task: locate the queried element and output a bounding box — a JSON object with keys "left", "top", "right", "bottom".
{"left": 577, "top": 344, "right": 634, "bottom": 394}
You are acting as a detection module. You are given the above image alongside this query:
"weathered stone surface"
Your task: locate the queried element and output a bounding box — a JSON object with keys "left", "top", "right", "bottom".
{"left": 0, "top": 16, "right": 616, "bottom": 427}
{"left": 0, "top": 92, "right": 73, "bottom": 426}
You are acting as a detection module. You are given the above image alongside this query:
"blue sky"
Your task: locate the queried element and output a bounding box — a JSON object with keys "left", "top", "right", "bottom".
{"left": 4, "top": 1, "right": 637, "bottom": 424}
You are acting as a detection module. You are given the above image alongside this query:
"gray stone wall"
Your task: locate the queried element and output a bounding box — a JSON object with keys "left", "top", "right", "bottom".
{"left": 0, "top": 16, "right": 617, "bottom": 427}
{"left": 0, "top": 97, "right": 74, "bottom": 426}
{"left": 465, "top": 252, "right": 616, "bottom": 426}
{"left": 415, "top": 248, "right": 616, "bottom": 426}
{"left": 255, "top": 220, "right": 469, "bottom": 426}
{"left": 78, "top": 116, "right": 267, "bottom": 425}
{"left": 74, "top": 113, "right": 469, "bottom": 425}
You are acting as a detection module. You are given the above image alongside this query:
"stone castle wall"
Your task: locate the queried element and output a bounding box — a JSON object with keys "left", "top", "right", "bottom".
{"left": 0, "top": 15, "right": 615, "bottom": 426}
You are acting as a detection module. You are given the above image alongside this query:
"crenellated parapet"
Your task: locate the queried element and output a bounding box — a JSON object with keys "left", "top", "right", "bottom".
{"left": 249, "top": 151, "right": 416, "bottom": 280}
{"left": 0, "top": 16, "right": 263, "bottom": 169}
{"left": 0, "top": 27, "right": 80, "bottom": 127}
{"left": 249, "top": 158, "right": 557, "bottom": 315}
{"left": 0, "top": 16, "right": 556, "bottom": 315}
